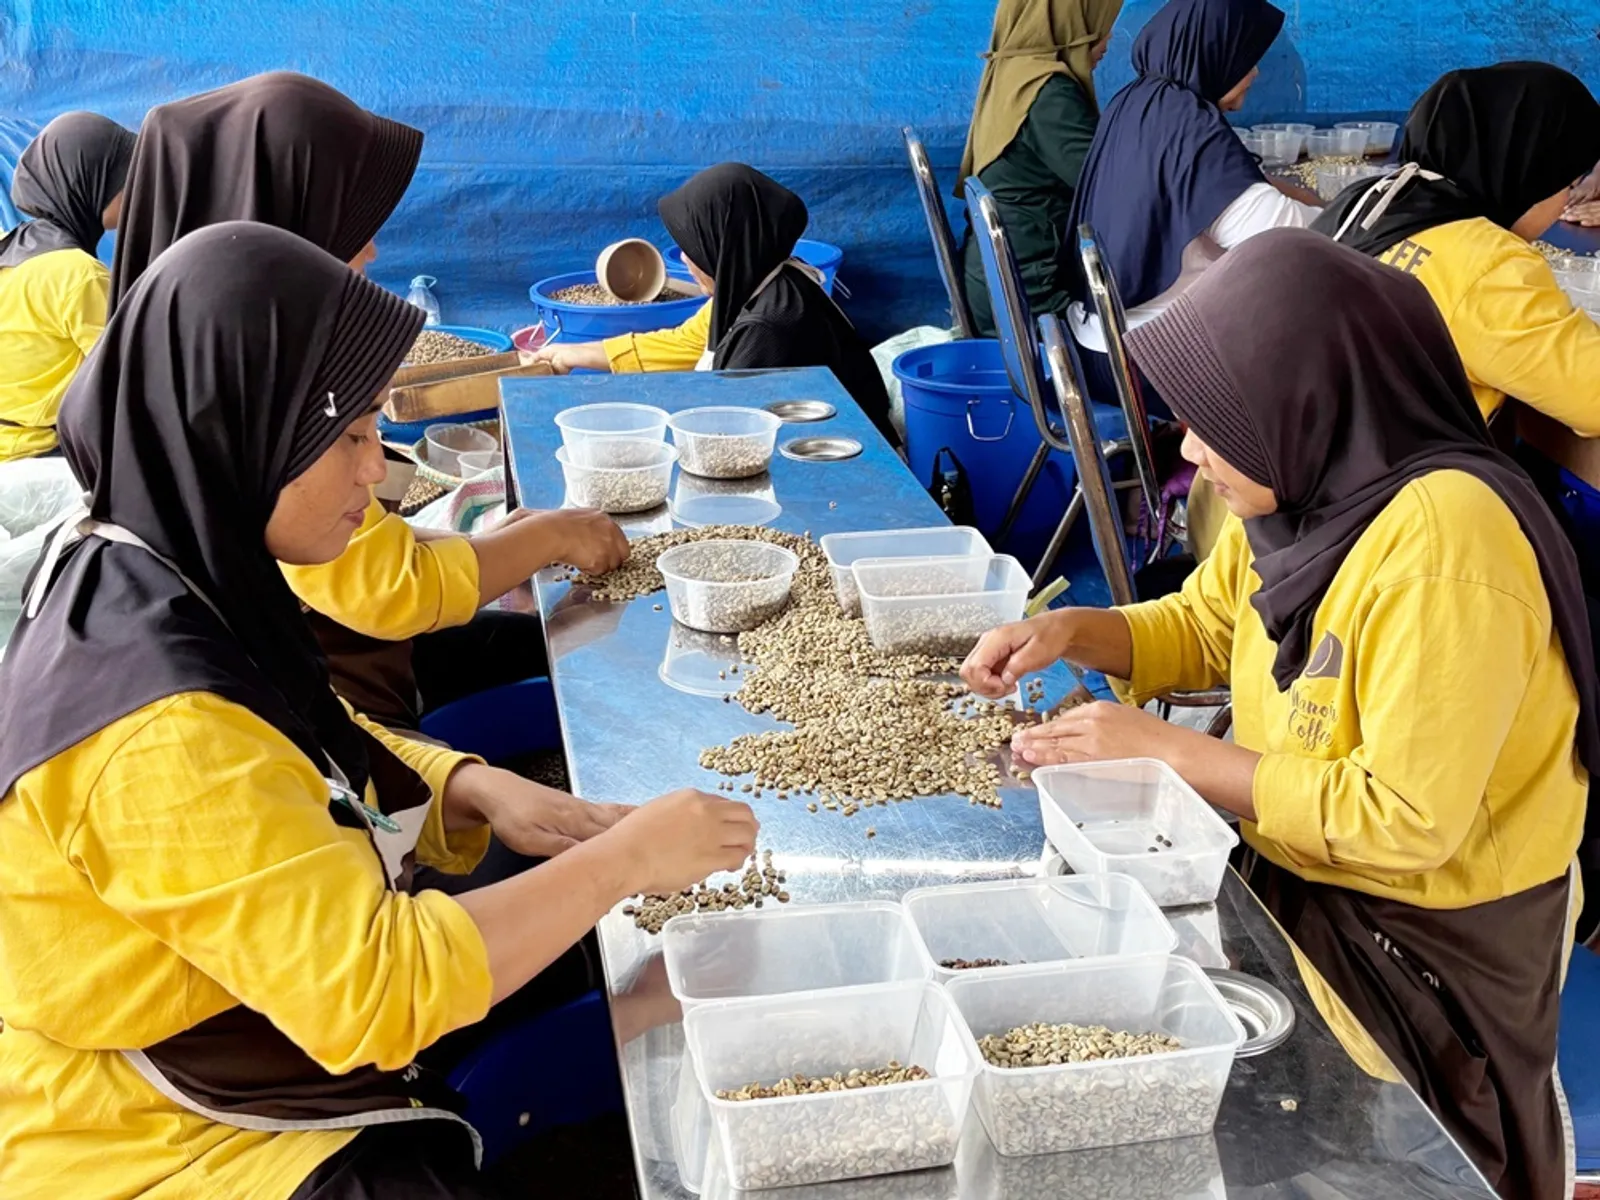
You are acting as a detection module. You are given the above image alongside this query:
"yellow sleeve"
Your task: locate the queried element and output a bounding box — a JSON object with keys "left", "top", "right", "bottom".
{"left": 1453, "top": 250, "right": 1600, "bottom": 436}
{"left": 46, "top": 693, "right": 493, "bottom": 1074}
{"left": 1252, "top": 576, "right": 1548, "bottom": 879}
{"left": 602, "top": 300, "right": 712, "bottom": 373}
{"left": 349, "top": 707, "right": 491, "bottom": 874}
{"left": 61, "top": 260, "right": 109, "bottom": 357}
{"left": 1112, "top": 518, "right": 1249, "bottom": 703}
{"left": 282, "top": 496, "right": 482, "bottom": 639}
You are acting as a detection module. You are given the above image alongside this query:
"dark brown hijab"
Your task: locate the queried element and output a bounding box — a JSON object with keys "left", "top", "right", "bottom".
{"left": 108, "top": 72, "right": 422, "bottom": 313}
{"left": 0, "top": 112, "right": 135, "bottom": 269}
{"left": 1126, "top": 228, "right": 1600, "bottom": 775}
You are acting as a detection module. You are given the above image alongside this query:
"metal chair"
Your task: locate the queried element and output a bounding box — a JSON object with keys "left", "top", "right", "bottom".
{"left": 1077, "top": 223, "right": 1179, "bottom": 563}
{"left": 902, "top": 127, "right": 977, "bottom": 339}
{"left": 965, "top": 176, "right": 1135, "bottom": 588}
{"left": 1039, "top": 313, "right": 1232, "bottom": 735}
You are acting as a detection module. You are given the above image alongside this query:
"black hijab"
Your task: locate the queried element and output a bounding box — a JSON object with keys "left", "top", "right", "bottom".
{"left": 0, "top": 112, "right": 135, "bottom": 270}
{"left": 1313, "top": 63, "right": 1600, "bottom": 257}
{"left": 1126, "top": 228, "right": 1600, "bottom": 775}
{"left": 658, "top": 164, "right": 896, "bottom": 441}
{"left": 109, "top": 71, "right": 423, "bottom": 313}
{"left": 1068, "top": 0, "right": 1281, "bottom": 307}
{"left": 0, "top": 222, "right": 423, "bottom": 800}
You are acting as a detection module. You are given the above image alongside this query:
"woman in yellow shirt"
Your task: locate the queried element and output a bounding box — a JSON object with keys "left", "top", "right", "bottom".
{"left": 964, "top": 232, "right": 1593, "bottom": 1200}
{"left": 0, "top": 222, "right": 756, "bottom": 1200}
{"left": 1314, "top": 63, "right": 1600, "bottom": 434}
{"left": 110, "top": 70, "right": 629, "bottom": 727}
{"left": 0, "top": 111, "right": 134, "bottom": 461}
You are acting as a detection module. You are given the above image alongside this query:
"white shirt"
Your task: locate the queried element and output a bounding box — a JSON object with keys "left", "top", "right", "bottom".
{"left": 1069, "top": 183, "right": 1321, "bottom": 354}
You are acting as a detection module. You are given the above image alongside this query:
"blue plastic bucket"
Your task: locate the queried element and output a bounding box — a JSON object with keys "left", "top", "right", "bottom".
{"left": 893, "top": 339, "right": 1085, "bottom": 568}
{"left": 664, "top": 238, "right": 843, "bottom": 296}
{"left": 528, "top": 271, "right": 705, "bottom": 341}
{"left": 378, "top": 325, "right": 515, "bottom": 442}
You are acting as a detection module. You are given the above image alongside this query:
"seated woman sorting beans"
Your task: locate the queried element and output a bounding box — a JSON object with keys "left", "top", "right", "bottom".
{"left": 536, "top": 164, "right": 898, "bottom": 444}
{"left": 0, "top": 223, "right": 758, "bottom": 1200}
{"left": 109, "top": 71, "right": 629, "bottom": 728}
{"left": 0, "top": 112, "right": 134, "bottom": 462}
{"left": 963, "top": 230, "right": 1592, "bottom": 1200}
{"left": 956, "top": 0, "right": 1124, "bottom": 336}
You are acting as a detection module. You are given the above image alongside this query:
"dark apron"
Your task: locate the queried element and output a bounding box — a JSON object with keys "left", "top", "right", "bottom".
{"left": 1245, "top": 854, "right": 1570, "bottom": 1200}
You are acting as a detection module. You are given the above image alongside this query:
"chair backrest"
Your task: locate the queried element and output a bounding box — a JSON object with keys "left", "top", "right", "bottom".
{"left": 1077, "top": 223, "right": 1163, "bottom": 519}
{"left": 1039, "top": 313, "right": 1137, "bottom": 606}
{"left": 902, "top": 127, "right": 977, "bottom": 339}
{"left": 966, "top": 177, "right": 1069, "bottom": 452}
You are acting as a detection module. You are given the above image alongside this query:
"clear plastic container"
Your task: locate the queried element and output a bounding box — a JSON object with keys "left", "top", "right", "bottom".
{"left": 555, "top": 438, "right": 676, "bottom": 513}
{"left": 407, "top": 274, "right": 441, "bottom": 326}
{"left": 853, "top": 553, "right": 1030, "bottom": 656}
{"left": 820, "top": 526, "right": 991, "bottom": 617}
{"left": 554, "top": 402, "right": 669, "bottom": 449}
{"left": 663, "top": 901, "right": 930, "bottom": 1009}
{"left": 946, "top": 957, "right": 1244, "bottom": 1156}
{"left": 1236, "top": 129, "right": 1265, "bottom": 157}
{"left": 424, "top": 422, "right": 496, "bottom": 476}
{"left": 1252, "top": 123, "right": 1310, "bottom": 159}
{"left": 1253, "top": 129, "right": 1300, "bottom": 168}
{"left": 669, "top": 407, "right": 783, "bottom": 479}
{"left": 657, "top": 539, "right": 799, "bottom": 633}
{"left": 684, "top": 980, "right": 980, "bottom": 1189}
{"left": 1315, "top": 162, "right": 1388, "bottom": 201}
{"left": 1303, "top": 129, "right": 1352, "bottom": 158}
{"left": 1036, "top": 759, "right": 1238, "bottom": 906}
{"left": 901, "top": 876, "right": 1177, "bottom": 983}
{"left": 1335, "top": 120, "right": 1399, "bottom": 155}
{"left": 457, "top": 449, "right": 503, "bottom": 479}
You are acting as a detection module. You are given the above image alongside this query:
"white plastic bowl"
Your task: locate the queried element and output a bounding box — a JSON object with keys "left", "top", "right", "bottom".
{"left": 656, "top": 539, "right": 799, "bottom": 633}
{"left": 853, "top": 553, "right": 1030, "bottom": 657}
{"left": 1252, "top": 123, "right": 1310, "bottom": 159}
{"left": 554, "top": 402, "right": 669, "bottom": 449}
{"left": 820, "top": 526, "right": 991, "bottom": 617}
{"left": 424, "top": 423, "right": 496, "bottom": 477}
{"left": 1335, "top": 120, "right": 1399, "bottom": 156}
{"left": 555, "top": 438, "right": 676, "bottom": 513}
{"left": 1253, "top": 128, "right": 1300, "bottom": 168}
{"left": 668, "top": 406, "right": 783, "bottom": 479}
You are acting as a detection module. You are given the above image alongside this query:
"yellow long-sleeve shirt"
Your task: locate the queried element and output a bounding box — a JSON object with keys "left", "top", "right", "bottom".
{"left": 281, "top": 497, "right": 481, "bottom": 639}
{"left": 0, "top": 248, "right": 109, "bottom": 461}
{"left": 0, "top": 693, "right": 493, "bottom": 1200}
{"left": 602, "top": 299, "right": 712, "bottom": 373}
{"left": 1378, "top": 219, "right": 1600, "bottom": 435}
{"left": 1117, "top": 469, "right": 1586, "bottom": 909}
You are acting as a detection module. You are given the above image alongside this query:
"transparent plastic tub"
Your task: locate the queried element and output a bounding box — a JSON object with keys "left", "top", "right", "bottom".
{"left": 424, "top": 423, "right": 496, "bottom": 477}
{"left": 820, "top": 526, "right": 991, "bottom": 617}
{"left": 1303, "top": 128, "right": 1364, "bottom": 158}
{"left": 663, "top": 901, "right": 929, "bottom": 1009}
{"left": 946, "top": 957, "right": 1244, "bottom": 1156}
{"left": 1236, "top": 129, "right": 1264, "bottom": 157}
{"left": 1036, "top": 759, "right": 1238, "bottom": 906}
{"left": 1315, "top": 162, "right": 1388, "bottom": 202}
{"left": 657, "top": 539, "right": 799, "bottom": 633}
{"left": 853, "top": 553, "right": 1029, "bottom": 657}
{"left": 1336, "top": 120, "right": 1399, "bottom": 155}
{"left": 555, "top": 438, "right": 676, "bottom": 513}
{"left": 901, "top": 876, "right": 1177, "bottom": 983}
{"left": 1252, "top": 123, "right": 1310, "bottom": 159}
{"left": 684, "top": 981, "right": 980, "bottom": 1189}
{"left": 554, "top": 402, "right": 669, "bottom": 449}
{"left": 669, "top": 407, "right": 783, "bottom": 479}
{"left": 1253, "top": 129, "right": 1299, "bottom": 168}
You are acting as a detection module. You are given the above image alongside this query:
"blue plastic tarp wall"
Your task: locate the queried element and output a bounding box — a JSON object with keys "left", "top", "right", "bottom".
{"left": 2, "top": 0, "right": 1596, "bottom": 341}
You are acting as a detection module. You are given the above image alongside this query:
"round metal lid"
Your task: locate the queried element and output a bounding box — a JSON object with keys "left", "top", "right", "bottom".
{"left": 764, "top": 399, "right": 837, "bottom": 423}
{"left": 1204, "top": 968, "right": 1295, "bottom": 1057}
{"left": 780, "top": 436, "right": 863, "bottom": 462}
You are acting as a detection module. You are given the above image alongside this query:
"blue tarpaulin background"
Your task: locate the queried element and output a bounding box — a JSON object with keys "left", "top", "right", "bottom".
{"left": 2, "top": 1, "right": 1596, "bottom": 339}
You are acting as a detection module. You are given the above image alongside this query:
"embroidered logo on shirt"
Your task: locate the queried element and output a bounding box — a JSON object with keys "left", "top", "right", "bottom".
{"left": 1304, "top": 631, "right": 1344, "bottom": 680}
{"left": 322, "top": 391, "right": 338, "bottom": 418}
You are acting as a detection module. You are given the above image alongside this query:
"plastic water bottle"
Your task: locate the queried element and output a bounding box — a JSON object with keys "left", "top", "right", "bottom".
{"left": 407, "top": 275, "right": 441, "bottom": 326}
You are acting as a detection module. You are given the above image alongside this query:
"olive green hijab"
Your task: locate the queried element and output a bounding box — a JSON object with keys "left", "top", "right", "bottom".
{"left": 957, "top": 0, "right": 1125, "bottom": 186}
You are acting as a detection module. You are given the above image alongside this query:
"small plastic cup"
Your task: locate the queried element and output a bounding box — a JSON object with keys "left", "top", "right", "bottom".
{"left": 668, "top": 407, "right": 783, "bottom": 480}
{"left": 458, "top": 449, "right": 504, "bottom": 479}
{"left": 424, "top": 423, "right": 497, "bottom": 477}
{"left": 554, "top": 403, "right": 669, "bottom": 449}
{"left": 1252, "top": 123, "right": 1311, "bottom": 159}
{"left": 1254, "top": 129, "right": 1300, "bottom": 168}
{"left": 1336, "top": 120, "right": 1399, "bottom": 156}
{"left": 555, "top": 439, "right": 676, "bottom": 513}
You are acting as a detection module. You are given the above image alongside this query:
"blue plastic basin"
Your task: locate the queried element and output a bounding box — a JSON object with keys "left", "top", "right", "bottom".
{"left": 528, "top": 271, "right": 705, "bottom": 341}
{"left": 664, "top": 238, "right": 843, "bottom": 296}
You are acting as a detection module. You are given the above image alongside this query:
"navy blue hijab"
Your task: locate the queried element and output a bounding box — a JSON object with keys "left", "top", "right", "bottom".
{"left": 1068, "top": 0, "right": 1282, "bottom": 307}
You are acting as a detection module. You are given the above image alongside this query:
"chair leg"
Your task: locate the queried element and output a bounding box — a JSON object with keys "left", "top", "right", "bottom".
{"left": 1203, "top": 705, "right": 1234, "bottom": 739}
{"left": 1032, "top": 487, "right": 1085, "bottom": 590}
{"left": 996, "top": 441, "right": 1052, "bottom": 548}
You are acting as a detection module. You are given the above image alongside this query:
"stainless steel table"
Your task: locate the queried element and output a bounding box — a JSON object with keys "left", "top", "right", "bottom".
{"left": 500, "top": 368, "right": 1494, "bottom": 1199}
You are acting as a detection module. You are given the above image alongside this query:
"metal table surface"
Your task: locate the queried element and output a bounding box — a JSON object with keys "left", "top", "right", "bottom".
{"left": 500, "top": 368, "right": 1495, "bottom": 1200}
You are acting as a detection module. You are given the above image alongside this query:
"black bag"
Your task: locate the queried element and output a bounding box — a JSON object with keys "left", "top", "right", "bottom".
{"left": 929, "top": 446, "right": 976, "bottom": 526}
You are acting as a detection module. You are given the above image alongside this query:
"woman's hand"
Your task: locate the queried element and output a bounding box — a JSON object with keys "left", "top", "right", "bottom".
{"left": 543, "top": 508, "right": 630, "bottom": 574}
{"left": 532, "top": 343, "right": 612, "bottom": 375}
{"left": 605, "top": 789, "right": 758, "bottom": 896}
{"left": 962, "top": 612, "right": 1075, "bottom": 698}
{"left": 446, "top": 764, "right": 630, "bottom": 856}
{"left": 1012, "top": 701, "right": 1178, "bottom": 766}
{"left": 1562, "top": 200, "right": 1600, "bottom": 227}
